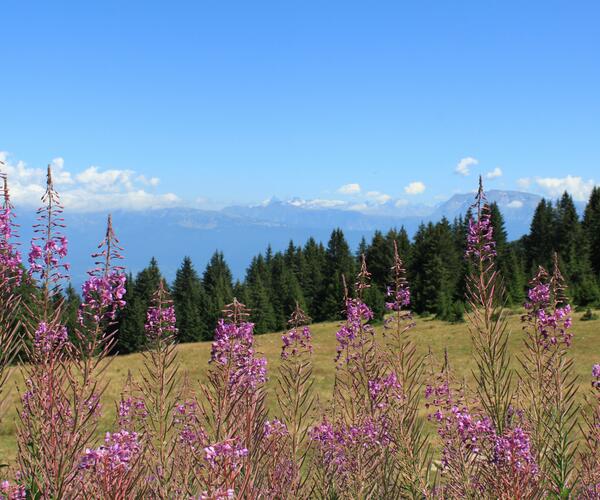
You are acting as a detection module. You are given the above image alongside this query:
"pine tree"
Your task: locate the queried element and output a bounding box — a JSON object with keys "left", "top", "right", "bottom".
{"left": 202, "top": 251, "right": 234, "bottom": 334}
{"left": 583, "top": 186, "right": 600, "bottom": 282}
{"left": 172, "top": 256, "right": 208, "bottom": 343}
{"left": 300, "top": 238, "right": 326, "bottom": 320}
{"left": 525, "top": 199, "right": 555, "bottom": 273}
{"left": 117, "top": 258, "right": 165, "bottom": 354}
{"left": 555, "top": 192, "right": 600, "bottom": 305}
{"left": 247, "top": 274, "right": 277, "bottom": 334}
{"left": 319, "top": 229, "right": 356, "bottom": 320}
{"left": 365, "top": 230, "right": 393, "bottom": 290}
{"left": 489, "top": 202, "right": 525, "bottom": 305}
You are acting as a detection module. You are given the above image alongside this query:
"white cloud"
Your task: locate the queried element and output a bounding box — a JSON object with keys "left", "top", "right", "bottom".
{"left": 404, "top": 181, "right": 426, "bottom": 195}
{"left": 395, "top": 199, "right": 409, "bottom": 207}
{"left": 535, "top": 175, "right": 596, "bottom": 201}
{"left": 486, "top": 167, "right": 502, "bottom": 179}
{"left": 0, "top": 151, "right": 180, "bottom": 211}
{"left": 455, "top": 157, "right": 478, "bottom": 176}
{"left": 507, "top": 200, "right": 523, "bottom": 209}
{"left": 288, "top": 198, "right": 346, "bottom": 209}
{"left": 517, "top": 177, "right": 531, "bottom": 189}
{"left": 366, "top": 191, "right": 392, "bottom": 204}
{"left": 337, "top": 183, "right": 361, "bottom": 195}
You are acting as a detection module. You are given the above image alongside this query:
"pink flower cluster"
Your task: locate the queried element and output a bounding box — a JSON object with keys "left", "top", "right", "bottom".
{"left": 385, "top": 285, "right": 411, "bottom": 311}
{"left": 28, "top": 236, "right": 69, "bottom": 282}
{"left": 493, "top": 427, "right": 538, "bottom": 475}
{"left": 466, "top": 209, "right": 496, "bottom": 262}
{"left": 0, "top": 203, "right": 22, "bottom": 287}
{"left": 524, "top": 274, "right": 573, "bottom": 347}
{"left": 368, "top": 373, "right": 403, "bottom": 409}
{"left": 281, "top": 325, "right": 312, "bottom": 359}
{"left": 263, "top": 419, "right": 289, "bottom": 439}
{"left": 80, "top": 430, "right": 140, "bottom": 474}
{"left": 310, "top": 416, "right": 390, "bottom": 483}
{"left": 203, "top": 440, "right": 248, "bottom": 469}
{"left": 335, "top": 298, "right": 374, "bottom": 365}
{"left": 210, "top": 320, "right": 267, "bottom": 389}
{"left": 118, "top": 396, "right": 148, "bottom": 428}
{"left": 0, "top": 480, "right": 26, "bottom": 500}
{"left": 592, "top": 363, "right": 600, "bottom": 390}
{"left": 145, "top": 303, "right": 178, "bottom": 342}
{"left": 174, "top": 400, "right": 207, "bottom": 449}
{"left": 34, "top": 322, "right": 68, "bottom": 355}
{"left": 79, "top": 272, "right": 126, "bottom": 323}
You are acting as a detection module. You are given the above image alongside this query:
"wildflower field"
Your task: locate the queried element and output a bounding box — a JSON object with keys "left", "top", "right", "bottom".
{"left": 1, "top": 311, "right": 599, "bottom": 459}
{"left": 0, "top": 168, "right": 598, "bottom": 498}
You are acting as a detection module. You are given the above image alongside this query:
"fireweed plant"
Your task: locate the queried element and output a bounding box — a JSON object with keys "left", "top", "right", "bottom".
{"left": 0, "top": 173, "right": 22, "bottom": 417}
{"left": 0, "top": 168, "right": 598, "bottom": 499}
{"left": 519, "top": 254, "right": 579, "bottom": 495}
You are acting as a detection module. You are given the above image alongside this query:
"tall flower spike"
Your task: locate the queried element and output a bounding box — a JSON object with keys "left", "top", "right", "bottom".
{"left": 0, "top": 174, "right": 22, "bottom": 288}
{"left": 79, "top": 214, "right": 126, "bottom": 324}
{"left": 28, "top": 164, "right": 69, "bottom": 295}
{"left": 144, "top": 281, "right": 178, "bottom": 344}
{"left": 355, "top": 254, "right": 371, "bottom": 298}
{"left": 222, "top": 297, "right": 251, "bottom": 326}
{"left": 466, "top": 176, "right": 496, "bottom": 262}
{"left": 281, "top": 302, "right": 312, "bottom": 359}
{"left": 384, "top": 240, "right": 414, "bottom": 330}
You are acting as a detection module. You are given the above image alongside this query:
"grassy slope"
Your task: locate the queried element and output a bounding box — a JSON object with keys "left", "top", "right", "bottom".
{"left": 1, "top": 310, "right": 598, "bottom": 463}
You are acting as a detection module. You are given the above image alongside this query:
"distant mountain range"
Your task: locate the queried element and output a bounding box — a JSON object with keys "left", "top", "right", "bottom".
{"left": 15, "top": 190, "right": 584, "bottom": 287}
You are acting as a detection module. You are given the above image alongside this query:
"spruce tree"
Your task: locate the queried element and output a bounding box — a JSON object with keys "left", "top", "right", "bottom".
{"left": 583, "top": 186, "right": 600, "bottom": 281}
{"left": 202, "top": 251, "right": 234, "bottom": 334}
{"left": 525, "top": 199, "right": 555, "bottom": 273}
{"left": 117, "top": 258, "right": 164, "bottom": 354}
{"left": 319, "top": 229, "right": 356, "bottom": 320}
{"left": 172, "top": 256, "right": 208, "bottom": 343}
{"left": 489, "top": 202, "right": 525, "bottom": 305}
{"left": 301, "top": 238, "right": 326, "bottom": 320}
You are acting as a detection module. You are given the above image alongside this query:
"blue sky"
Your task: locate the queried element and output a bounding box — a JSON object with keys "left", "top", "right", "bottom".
{"left": 1, "top": 1, "right": 599, "bottom": 211}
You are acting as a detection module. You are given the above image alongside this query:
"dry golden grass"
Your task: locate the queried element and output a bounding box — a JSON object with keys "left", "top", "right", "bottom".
{"left": 1, "top": 309, "right": 598, "bottom": 464}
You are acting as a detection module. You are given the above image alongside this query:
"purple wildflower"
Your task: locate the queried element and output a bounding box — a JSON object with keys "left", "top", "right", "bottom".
{"left": 28, "top": 166, "right": 69, "bottom": 286}
{"left": 523, "top": 267, "right": 573, "bottom": 348}
{"left": 465, "top": 178, "right": 496, "bottom": 262}
{"left": 493, "top": 427, "right": 538, "bottom": 475}
{"left": 80, "top": 430, "right": 140, "bottom": 474}
{"left": 368, "top": 373, "right": 403, "bottom": 409}
{"left": 79, "top": 215, "right": 126, "bottom": 323}
{"left": 145, "top": 301, "right": 178, "bottom": 342}
{"left": 0, "top": 175, "right": 23, "bottom": 288}
{"left": 0, "top": 479, "right": 26, "bottom": 500}
{"left": 33, "top": 322, "right": 68, "bottom": 355}
{"left": 210, "top": 319, "right": 267, "bottom": 389}
{"left": 203, "top": 439, "right": 248, "bottom": 469}
{"left": 335, "top": 298, "right": 374, "bottom": 365}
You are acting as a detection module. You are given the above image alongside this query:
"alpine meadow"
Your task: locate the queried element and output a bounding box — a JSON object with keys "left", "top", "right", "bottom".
{"left": 0, "top": 165, "right": 598, "bottom": 498}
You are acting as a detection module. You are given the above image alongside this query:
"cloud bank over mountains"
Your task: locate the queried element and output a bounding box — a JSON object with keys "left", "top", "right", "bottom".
{"left": 0, "top": 152, "right": 180, "bottom": 211}
{"left": 1, "top": 151, "right": 597, "bottom": 213}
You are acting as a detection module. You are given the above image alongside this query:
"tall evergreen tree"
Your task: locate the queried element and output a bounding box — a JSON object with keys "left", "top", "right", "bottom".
{"left": 172, "top": 256, "right": 208, "bottom": 343}
{"left": 489, "top": 202, "right": 525, "bottom": 304}
{"left": 117, "top": 258, "right": 165, "bottom": 354}
{"left": 525, "top": 199, "right": 555, "bottom": 273}
{"left": 583, "top": 186, "right": 600, "bottom": 281}
{"left": 300, "top": 238, "right": 326, "bottom": 320}
{"left": 319, "top": 229, "right": 355, "bottom": 320}
{"left": 555, "top": 192, "right": 599, "bottom": 305}
{"left": 202, "top": 251, "right": 234, "bottom": 334}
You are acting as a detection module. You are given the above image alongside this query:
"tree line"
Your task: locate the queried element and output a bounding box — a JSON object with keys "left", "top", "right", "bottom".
{"left": 53, "top": 188, "right": 600, "bottom": 354}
